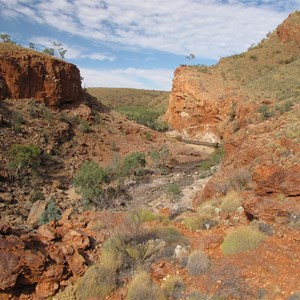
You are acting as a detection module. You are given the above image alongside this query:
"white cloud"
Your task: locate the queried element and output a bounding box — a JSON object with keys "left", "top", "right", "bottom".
{"left": 83, "top": 53, "right": 115, "bottom": 61}
{"left": 1, "top": 0, "right": 298, "bottom": 59}
{"left": 80, "top": 67, "right": 174, "bottom": 90}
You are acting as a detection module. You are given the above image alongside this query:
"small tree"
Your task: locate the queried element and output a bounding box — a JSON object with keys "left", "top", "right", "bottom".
{"left": 28, "top": 42, "right": 35, "bottom": 49}
{"left": 186, "top": 53, "right": 196, "bottom": 61}
{"left": 43, "top": 47, "right": 55, "bottom": 56}
{"left": 8, "top": 144, "right": 43, "bottom": 177}
{"left": 73, "top": 161, "right": 108, "bottom": 207}
{"left": 121, "top": 152, "right": 146, "bottom": 177}
{"left": 0, "top": 34, "right": 16, "bottom": 44}
{"left": 53, "top": 42, "right": 67, "bottom": 59}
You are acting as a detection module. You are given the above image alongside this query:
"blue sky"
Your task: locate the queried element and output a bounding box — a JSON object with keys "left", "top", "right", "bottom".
{"left": 0, "top": 0, "right": 299, "bottom": 90}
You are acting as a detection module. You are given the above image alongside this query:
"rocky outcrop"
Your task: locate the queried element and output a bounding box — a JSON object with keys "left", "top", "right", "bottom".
{"left": 276, "top": 11, "right": 300, "bottom": 44}
{"left": 164, "top": 65, "right": 246, "bottom": 142}
{"left": 242, "top": 196, "right": 300, "bottom": 224}
{"left": 253, "top": 164, "right": 300, "bottom": 197}
{"left": 0, "top": 212, "right": 107, "bottom": 299}
{"left": 0, "top": 44, "right": 83, "bottom": 106}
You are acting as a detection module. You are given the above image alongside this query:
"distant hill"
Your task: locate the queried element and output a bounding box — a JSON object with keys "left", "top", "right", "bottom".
{"left": 87, "top": 87, "right": 170, "bottom": 111}
{"left": 87, "top": 87, "right": 171, "bottom": 131}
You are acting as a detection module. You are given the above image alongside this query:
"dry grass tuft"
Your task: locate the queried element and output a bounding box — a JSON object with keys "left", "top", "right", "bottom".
{"left": 221, "top": 226, "right": 265, "bottom": 255}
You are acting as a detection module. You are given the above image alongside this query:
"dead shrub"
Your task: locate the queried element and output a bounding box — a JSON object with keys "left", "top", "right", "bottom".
{"left": 204, "top": 262, "right": 254, "bottom": 299}
{"left": 127, "top": 271, "right": 166, "bottom": 300}
{"left": 74, "top": 264, "right": 117, "bottom": 300}
{"left": 220, "top": 190, "right": 242, "bottom": 213}
{"left": 163, "top": 275, "right": 185, "bottom": 299}
{"left": 186, "top": 250, "right": 211, "bottom": 276}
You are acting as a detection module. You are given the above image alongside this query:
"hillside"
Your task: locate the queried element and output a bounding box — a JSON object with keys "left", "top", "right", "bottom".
{"left": 88, "top": 87, "right": 171, "bottom": 131}
{"left": 1, "top": 11, "right": 300, "bottom": 300}
{"left": 87, "top": 87, "right": 170, "bottom": 110}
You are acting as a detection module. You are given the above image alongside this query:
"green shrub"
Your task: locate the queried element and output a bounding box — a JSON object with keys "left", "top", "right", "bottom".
{"left": 8, "top": 144, "right": 43, "bottom": 177}
{"left": 197, "top": 203, "right": 216, "bottom": 215}
{"left": 163, "top": 275, "right": 185, "bottom": 299}
{"left": 73, "top": 161, "right": 108, "bottom": 207}
{"left": 116, "top": 106, "right": 169, "bottom": 132}
{"left": 106, "top": 153, "right": 122, "bottom": 179}
{"left": 128, "top": 207, "right": 158, "bottom": 225}
{"left": 74, "top": 265, "right": 116, "bottom": 300}
{"left": 39, "top": 201, "right": 61, "bottom": 225}
{"left": 127, "top": 271, "right": 166, "bottom": 300}
{"left": 221, "top": 226, "right": 265, "bottom": 255}
{"left": 150, "top": 149, "right": 161, "bottom": 165}
{"left": 258, "top": 104, "right": 274, "bottom": 120}
{"left": 182, "top": 216, "right": 202, "bottom": 231}
{"left": 121, "top": 152, "right": 146, "bottom": 177}
{"left": 187, "top": 250, "right": 211, "bottom": 276}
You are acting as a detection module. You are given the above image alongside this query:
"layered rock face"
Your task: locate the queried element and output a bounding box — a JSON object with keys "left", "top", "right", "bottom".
{"left": 0, "top": 44, "right": 83, "bottom": 106}
{"left": 164, "top": 66, "right": 244, "bottom": 142}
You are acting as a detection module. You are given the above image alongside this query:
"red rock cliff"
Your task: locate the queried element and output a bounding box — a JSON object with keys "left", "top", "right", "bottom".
{"left": 0, "top": 43, "right": 83, "bottom": 106}
{"left": 164, "top": 66, "right": 242, "bottom": 142}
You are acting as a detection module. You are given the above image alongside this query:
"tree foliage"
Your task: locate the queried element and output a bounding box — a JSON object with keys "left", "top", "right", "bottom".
{"left": 8, "top": 144, "right": 43, "bottom": 177}
{"left": 0, "top": 34, "right": 16, "bottom": 44}
{"left": 73, "top": 161, "right": 108, "bottom": 205}
{"left": 53, "top": 42, "right": 67, "bottom": 59}
{"left": 43, "top": 47, "right": 55, "bottom": 56}
{"left": 121, "top": 152, "right": 146, "bottom": 177}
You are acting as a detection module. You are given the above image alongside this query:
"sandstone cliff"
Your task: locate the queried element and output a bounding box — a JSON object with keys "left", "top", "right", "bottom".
{"left": 0, "top": 44, "right": 83, "bottom": 106}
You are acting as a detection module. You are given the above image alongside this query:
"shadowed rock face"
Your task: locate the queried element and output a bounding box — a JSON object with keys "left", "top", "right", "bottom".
{"left": 0, "top": 44, "right": 83, "bottom": 107}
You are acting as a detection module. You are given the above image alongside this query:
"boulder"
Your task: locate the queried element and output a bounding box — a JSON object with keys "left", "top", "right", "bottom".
{"left": 253, "top": 164, "right": 300, "bottom": 197}
{"left": 26, "top": 200, "right": 48, "bottom": 227}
